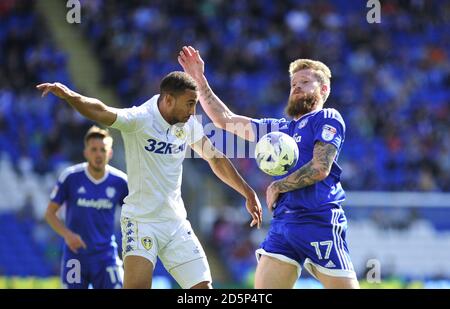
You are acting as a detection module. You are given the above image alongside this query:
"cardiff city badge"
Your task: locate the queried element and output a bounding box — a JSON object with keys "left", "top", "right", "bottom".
{"left": 299, "top": 118, "right": 308, "bottom": 129}
{"left": 106, "top": 186, "right": 116, "bottom": 198}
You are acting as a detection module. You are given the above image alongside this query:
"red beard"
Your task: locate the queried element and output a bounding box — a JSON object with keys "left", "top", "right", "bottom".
{"left": 285, "top": 92, "right": 321, "bottom": 118}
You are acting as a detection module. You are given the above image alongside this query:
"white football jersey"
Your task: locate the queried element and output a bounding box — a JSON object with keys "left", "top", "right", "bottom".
{"left": 110, "top": 94, "right": 204, "bottom": 222}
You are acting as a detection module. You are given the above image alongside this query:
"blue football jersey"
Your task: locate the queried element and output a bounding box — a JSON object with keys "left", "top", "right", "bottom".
{"left": 50, "top": 163, "right": 128, "bottom": 256}
{"left": 252, "top": 108, "right": 346, "bottom": 215}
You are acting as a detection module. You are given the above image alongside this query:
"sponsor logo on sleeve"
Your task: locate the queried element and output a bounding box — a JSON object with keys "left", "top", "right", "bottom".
{"left": 321, "top": 124, "right": 337, "bottom": 141}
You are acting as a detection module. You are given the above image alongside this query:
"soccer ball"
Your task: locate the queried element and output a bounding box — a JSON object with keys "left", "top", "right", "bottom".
{"left": 255, "top": 132, "right": 299, "bottom": 176}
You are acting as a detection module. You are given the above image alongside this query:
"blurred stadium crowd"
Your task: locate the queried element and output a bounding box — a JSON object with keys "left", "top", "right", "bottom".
{"left": 79, "top": 0, "right": 449, "bottom": 191}
{"left": 0, "top": 0, "right": 449, "bottom": 286}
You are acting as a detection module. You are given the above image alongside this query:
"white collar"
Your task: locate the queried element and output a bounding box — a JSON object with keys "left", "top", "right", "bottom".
{"left": 83, "top": 163, "right": 109, "bottom": 185}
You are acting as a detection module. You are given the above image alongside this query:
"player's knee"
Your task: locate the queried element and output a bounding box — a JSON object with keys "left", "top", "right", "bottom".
{"left": 331, "top": 278, "right": 359, "bottom": 289}
{"left": 123, "top": 281, "right": 150, "bottom": 289}
{"left": 345, "top": 278, "right": 360, "bottom": 289}
{"left": 123, "top": 267, "right": 152, "bottom": 289}
{"left": 123, "top": 255, "right": 153, "bottom": 289}
{"left": 123, "top": 276, "right": 152, "bottom": 289}
{"left": 319, "top": 276, "right": 359, "bottom": 289}
{"left": 254, "top": 256, "right": 298, "bottom": 288}
{"left": 190, "top": 281, "right": 212, "bottom": 289}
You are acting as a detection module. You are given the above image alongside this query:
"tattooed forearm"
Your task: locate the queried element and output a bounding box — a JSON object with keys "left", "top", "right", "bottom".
{"left": 274, "top": 160, "right": 321, "bottom": 193}
{"left": 197, "top": 81, "right": 234, "bottom": 127}
{"left": 314, "top": 141, "right": 337, "bottom": 174}
{"left": 199, "top": 84, "right": 223, "bottom": 112}
{"left": 274, "top": 141, "right": 337, "bottom": 193}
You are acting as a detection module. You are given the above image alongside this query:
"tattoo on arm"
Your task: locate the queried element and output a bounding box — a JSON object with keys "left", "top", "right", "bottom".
{"left": 314, "top": 141, "right": 337, "bottom": 174}
{"left": 274, "top": 141, "right": 337, "bottom": 193}
{"left": 199, "top": 84, "right": 232, "bottom": 119}
{"left": 200, "top": 84, "right": 214, "bottom": 105}
{"left": 200, "top": 84, "right": 221, "bottom": 111}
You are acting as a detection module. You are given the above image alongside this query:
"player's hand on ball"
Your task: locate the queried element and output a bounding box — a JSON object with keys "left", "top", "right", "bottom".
{"left": 266, "top": 182, "right": 280, "bottom": 212}
{"left": 36, "top": 82, "right": 72, "bottom": 100}
{"left": 64, "top": 231, "right": 87, "bottom": 253}
{"left": 245, "top": 191, "right": 263, "bottom": 229}
{"left": 178, "top": 45, "right": 204, "bottom": 81}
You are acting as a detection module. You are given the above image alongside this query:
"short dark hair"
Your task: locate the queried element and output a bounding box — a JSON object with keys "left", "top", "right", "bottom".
{"left": 84, "top": 125, "right": 113, "bottom": 148}
{"left": 160, "top": 71, "right": 197, "bottom": 97}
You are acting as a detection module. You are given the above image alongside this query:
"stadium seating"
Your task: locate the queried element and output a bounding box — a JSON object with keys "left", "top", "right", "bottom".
{"left": 0, "top": 0, "right": 448, "bottom": 286}
{"left": 0, "top": 214, "right": 54, "bottom": 277}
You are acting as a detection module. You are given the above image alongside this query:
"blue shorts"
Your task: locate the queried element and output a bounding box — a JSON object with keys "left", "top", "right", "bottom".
{"left": 61, "top": 248, "right": 123, "bottom": 289}
{"left": 256, "top": 208, "right": 356, "bottom": 279}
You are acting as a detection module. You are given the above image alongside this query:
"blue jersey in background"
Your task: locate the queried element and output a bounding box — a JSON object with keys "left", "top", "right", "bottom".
{"left": 50, "top": 162, "right": 128, "bottom": 288}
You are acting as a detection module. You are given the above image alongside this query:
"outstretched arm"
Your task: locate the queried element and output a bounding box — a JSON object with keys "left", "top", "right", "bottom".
{"left": 191, "top": 136, "right": 263, "bottom": 228}
{"left": 178, "top": 46, "right": 256, "bottom": 141}
{"left": 266, "top": 141, "right": 337, "bottom": 211}
{"left": 36, "top": 82, "right": 117, "bottom": 126}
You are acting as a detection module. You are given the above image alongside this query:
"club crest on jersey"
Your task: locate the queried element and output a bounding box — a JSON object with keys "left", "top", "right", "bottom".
{"left": 171, "top": 126, "right": 186, "bottom": 140}
{"left": 321, "top": 124, "right": 337, "bottom": 141}
{"left": 106, "top": 187, "right": 116, "bottom": 198}
{"left": 299, "top": 118, "right": 308, "bottom": 129}
{"left": 141, "top": 237, "right": 153, "bottom": 250}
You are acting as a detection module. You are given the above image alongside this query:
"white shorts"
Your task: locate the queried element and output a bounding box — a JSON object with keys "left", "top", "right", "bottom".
{"left": 121, "top": 216, "right": 212, "bottom": 289}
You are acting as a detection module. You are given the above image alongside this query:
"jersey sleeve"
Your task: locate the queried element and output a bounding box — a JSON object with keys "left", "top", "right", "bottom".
{"left": 313, "top": 109, "right": 345, "bottom": 150}
{"left": 187, "top": 116, "right": 205, "bottom": 145}
{"left": 119, "top": 179, "right": 129, "bottom": 206}
{"left": 50, "top": 172, "right": 70, "bottom": 206}
{"left": 250, "top": 118, "right": 287, "bottom": 141}
{"left": 110, "top": 104, "right": 149, "bottom": 133}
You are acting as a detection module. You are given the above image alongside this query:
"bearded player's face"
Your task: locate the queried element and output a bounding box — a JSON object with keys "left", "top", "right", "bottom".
{"left": 286, "top": 69, "right": 323, "bottom": 118}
